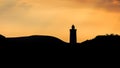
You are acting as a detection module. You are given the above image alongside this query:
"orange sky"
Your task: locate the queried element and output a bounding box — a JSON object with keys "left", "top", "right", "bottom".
{"left": 0, "top": 0, "right": 120, "bottom": 42}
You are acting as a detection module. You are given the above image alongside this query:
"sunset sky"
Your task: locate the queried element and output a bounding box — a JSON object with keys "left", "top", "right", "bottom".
{"left": 0, "top": 0, "right": 120, "bottom": 42}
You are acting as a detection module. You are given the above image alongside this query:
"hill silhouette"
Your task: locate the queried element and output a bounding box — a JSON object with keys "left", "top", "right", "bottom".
{"left": 0, "top": 34, "right": 120, "bottom": 64}
{"left": 1, "top": 34, "right": 120, "bottom": 49}
{"left": 0, "top": 35, "right": 68, "bottom": 49}
{"left": 80, "top": 34, "right": 120, "bottom": 49}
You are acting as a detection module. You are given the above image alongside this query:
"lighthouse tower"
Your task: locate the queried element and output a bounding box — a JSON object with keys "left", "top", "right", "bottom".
{"left": 70, "top": 25, "right": 77, "bottom": 45}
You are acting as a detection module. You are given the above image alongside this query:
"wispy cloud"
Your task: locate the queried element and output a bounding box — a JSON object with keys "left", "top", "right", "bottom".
{"left": 74, "top": 0, "right": 120, "bottom": 12}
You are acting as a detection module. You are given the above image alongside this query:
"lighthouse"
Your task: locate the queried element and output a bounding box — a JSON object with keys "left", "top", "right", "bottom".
{"left": 70, "top": 25, "right": 77, "bottom": 45}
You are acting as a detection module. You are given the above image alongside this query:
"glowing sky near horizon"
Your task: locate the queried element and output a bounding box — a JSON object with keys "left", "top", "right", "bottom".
{"left": 0, "top": 0, "right": 120, "bottom": 42}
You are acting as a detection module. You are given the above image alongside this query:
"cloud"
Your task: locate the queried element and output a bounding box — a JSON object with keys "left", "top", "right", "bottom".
{"left": 74, "top": 0, "right": 120, "bottom": 12}
{"left": 0, "top": 0, "right": 31, "bottom": 14}
{"left": 95, "top": 0, "right": 120, "bottom": 12}
{"left": 0, "top": 0, "right": 17, "bottom": 14}
{"left": 0, "top": 0, "right": 32, "bottom": 23}
{"left": 1, "top": 0, "right": 120, "bottom": 13}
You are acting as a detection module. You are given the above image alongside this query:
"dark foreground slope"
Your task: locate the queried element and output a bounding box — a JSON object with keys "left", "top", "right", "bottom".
{"left": 0, "top": 34, "right": 120, "bottom": 64}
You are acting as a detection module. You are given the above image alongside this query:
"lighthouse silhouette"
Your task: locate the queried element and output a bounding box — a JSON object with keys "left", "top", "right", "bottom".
{"left": 70, "top": 25, "right": 77, "bottom": 45}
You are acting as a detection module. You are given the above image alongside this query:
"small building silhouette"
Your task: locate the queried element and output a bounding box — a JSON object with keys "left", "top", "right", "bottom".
{"left": 70, "top": 25, "right": 77, "bottom": 45}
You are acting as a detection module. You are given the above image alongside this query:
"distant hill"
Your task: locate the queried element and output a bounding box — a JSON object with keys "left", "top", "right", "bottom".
{"left": 0, "top": 35, "right": 68, "bottom": 49}
{"left": 1, "top": 34, "right": 120, "bottom": 49}
{"left": 80, "top": 34, "right": 120, "bottom": 49}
